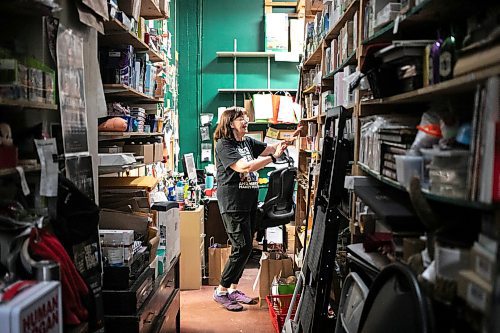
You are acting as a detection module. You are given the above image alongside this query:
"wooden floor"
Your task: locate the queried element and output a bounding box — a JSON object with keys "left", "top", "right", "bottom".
{"left": 180, "top": 259, "right": 276, "bottom": 333}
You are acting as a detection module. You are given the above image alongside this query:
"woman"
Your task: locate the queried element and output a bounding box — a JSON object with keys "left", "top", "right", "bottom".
{"left": 212, "top": 106, "right": 297, "bottom": 311}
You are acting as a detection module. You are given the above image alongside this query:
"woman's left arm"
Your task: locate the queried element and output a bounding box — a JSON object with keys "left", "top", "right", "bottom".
{"left": 260, "top": 142, "right": 279, "bottom": 156}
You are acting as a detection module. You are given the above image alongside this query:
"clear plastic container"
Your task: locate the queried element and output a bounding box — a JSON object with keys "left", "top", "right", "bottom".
{"left": 395, "top": 155, "right": 424, "bottom": 188}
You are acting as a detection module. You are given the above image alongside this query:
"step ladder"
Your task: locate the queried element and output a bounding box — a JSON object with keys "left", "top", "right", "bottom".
{"left": 284, "top": 106, "right": 353, "bottom": 333}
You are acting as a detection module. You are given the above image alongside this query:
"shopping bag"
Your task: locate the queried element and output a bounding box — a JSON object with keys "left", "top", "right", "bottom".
{"left": 277, "top": 93, "right": 296, "bottom": 123}
{"left": 253, "top": 251, "right": 294, "bottom": 307}
{"left": 244, "top": 94, "right": 255, "bottom": 122}
{"left": 271, "top": 93, "right": 281, "bottom": 124}
{"left": 253, "top": 93, "right": 273, "bottom": 122}
{"left": 208, "top": 238, "right": 232, "bottom": 286}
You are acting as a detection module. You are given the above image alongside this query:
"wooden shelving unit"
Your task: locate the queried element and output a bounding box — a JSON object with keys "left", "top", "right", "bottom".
{"left": 98, "top": 131, "right": 164, "bottom": 141}
{"left": 323, "top": 51, "right": 357, "bottom": 79}
{"left": 324, "top": 0, "right": 359, "bottom": 41}
{"left": 0, "top": 165, "right": 41, "bottom": 177}
{"left": 293, "top": 0, "right": 500, "bottom": 330}
{"left": 360, "top": 64, "right": 500, "bottom": 109}
{"left": 98, "top": 163, "right": 146, "bottom": 175}
{"left": 303, "top": 42, "right": 323, "bottom": 67}
{"left": 140, "top": 0, "right": 165, "bottom": 19}
{"left": 101, "top": 18, "right": 149, "bottom": 50}
{"left": 357, "top": 162, "right": 495, "bottom": 211}
{"left": 295, "top": 0, "right": 360, "bottom": 261}
{"left": 103, "top": 84, "right": 164, "bottom": 103}
{"left": 0, "top": 99, "right": 57, "bottom": 110}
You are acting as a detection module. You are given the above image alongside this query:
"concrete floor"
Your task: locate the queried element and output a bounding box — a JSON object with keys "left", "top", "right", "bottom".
{"left": 180, "top": 259, "right": 276, "bottom": 333}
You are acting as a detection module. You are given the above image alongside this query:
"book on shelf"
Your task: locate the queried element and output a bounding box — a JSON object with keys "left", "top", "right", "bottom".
{"left": 477, "top": 76, "right": 499, "bottom": 203}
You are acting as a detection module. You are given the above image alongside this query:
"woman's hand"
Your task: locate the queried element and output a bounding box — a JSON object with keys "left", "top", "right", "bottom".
{"left": 283, "top": 125, "right": 303, "bottom": 145}
{"left": 273, "top": 141, "right": 288, "bottom": 158}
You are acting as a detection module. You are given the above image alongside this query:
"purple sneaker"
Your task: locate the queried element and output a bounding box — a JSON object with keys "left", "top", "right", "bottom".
{"left": 228, "top": 290, "right": 258, "bottom": 305}
{"left": 213, "top": 289, "right": 243, "bottom": 311}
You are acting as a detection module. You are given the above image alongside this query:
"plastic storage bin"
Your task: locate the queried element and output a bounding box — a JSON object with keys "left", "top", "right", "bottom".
{"left": 395, "top": 155, "right": 424, "bottom": 188}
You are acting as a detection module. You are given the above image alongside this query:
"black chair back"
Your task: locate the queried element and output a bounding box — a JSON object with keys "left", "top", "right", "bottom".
{"left": 258, "top": 166, "right": 296, "bottom": 229}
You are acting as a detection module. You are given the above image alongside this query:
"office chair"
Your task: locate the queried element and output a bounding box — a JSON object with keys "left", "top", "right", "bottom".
{"left": 256, "top": 150, "right": 297, "bottom": 251}
{"left": 357, "top": 263, "right": 434, "bottom": 333}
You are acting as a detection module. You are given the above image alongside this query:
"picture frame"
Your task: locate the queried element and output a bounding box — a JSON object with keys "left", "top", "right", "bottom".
{"left": 245, "top": 131, "right": 264, "bottom": 142}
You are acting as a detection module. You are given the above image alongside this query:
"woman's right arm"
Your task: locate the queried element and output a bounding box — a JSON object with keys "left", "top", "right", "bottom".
{"left": 230, "top": 143, "right": 287, "bottom": 173}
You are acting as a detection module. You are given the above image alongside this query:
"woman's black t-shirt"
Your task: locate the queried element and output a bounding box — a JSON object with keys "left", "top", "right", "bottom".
{"left": 215, "top": 136, "right": 267, "bottom": 213}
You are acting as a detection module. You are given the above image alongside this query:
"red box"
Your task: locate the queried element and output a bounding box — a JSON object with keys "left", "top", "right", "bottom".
{"left": 0, "top": 145, "right": 18, "bottom": 168}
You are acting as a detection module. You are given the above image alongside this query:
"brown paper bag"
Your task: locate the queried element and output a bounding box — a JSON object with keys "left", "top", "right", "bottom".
{"left": 271, "top": 94, "right": 281, "bottom": 124}
{"left": 255, "top": 251, "right": 294, "bottom": 306}
{"left": 208, "top": 238, "right": 232, "bottom": 286}
{"left": 244, "top": 94, "right": 255, "bottom": 122}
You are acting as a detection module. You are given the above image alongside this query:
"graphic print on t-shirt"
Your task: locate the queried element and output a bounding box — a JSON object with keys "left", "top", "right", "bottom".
{"left": 237, "top": 145, "right": 259, "bottom": 189}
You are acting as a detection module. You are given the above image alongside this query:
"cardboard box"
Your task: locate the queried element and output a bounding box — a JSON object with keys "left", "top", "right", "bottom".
{"left": 457, "top": 270, "right": 492, "bottom": 313}
{"left": 99, "top": 209, "right": 150, "bottom": 238}
{"left": 153, "top": 142, "right": 163, "bottom": 162}
{"left": 118, "top": 0, "right": 142, "bottom": 21}
{"left": 99, "top": 229, "right": 134, "bottom": 246}
{"left": 123, "top": 143, "right": 154, "bottom": 164}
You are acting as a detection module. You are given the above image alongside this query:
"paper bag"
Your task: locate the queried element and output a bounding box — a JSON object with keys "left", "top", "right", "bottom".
{"left": 244, "top": 94, "right": 255, "bottom": 122}
{"left": 271, "top": 94, "right": 281, "bottom": 124}
{"left": 253, "top": 93, "right": 273, "bottom": 122}
{"left": 277, "top": 93, "right": 296, "bottom": 123}
{"left": 208, "top": 238, "right": 232, "bottom": 286}
{"left": 254, "top": 251, "right": 294, "bottom": 306}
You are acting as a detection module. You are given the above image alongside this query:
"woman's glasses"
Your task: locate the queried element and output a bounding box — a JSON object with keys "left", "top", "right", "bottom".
{"left": 233, "top": 117, "right": 249, "bottom": 123}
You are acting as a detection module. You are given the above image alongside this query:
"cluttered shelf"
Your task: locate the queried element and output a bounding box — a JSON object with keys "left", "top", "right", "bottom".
{"left": 101, "top": 17, "right": 149, "bottom": 50}
{"left": 302, "top": 85, "right": 318, "bottom": 94}
{"left": 103, "top": 83, "right": 164, "bottom": 103}
{"left": 361, "top": 0, "right": 482, "bottom": 46}
{"left": 360, "top": 64, "right": 500, "bottom": 110}
{"left": 301, "top": 115, "right": 318, "bottom": 122}
{"left": 0, "top": 165, "right": 41, "bottom": 177}
{"left": 98, "top": 163, "right": 146, "bottom": 175}
{"left": 0, "top": 98, "right": 57, "bottom": 110}
{"left": 323, "top": 50, "right": 357, "bottom": 79}
{"left": 98, "top": 131, "right": 164, "bottom": 141}
{"left": 324, "top": 0, "right": 359, "bottom": 41}
{"left": 140, "top": 0, "right": 165, "bottom": 19}
{"left": 247, "top": 122, "right": 298, "bottom": 129}
{"left": 303, "top": 42, "right": 323, "bottom": 67}
{"left": 357, "top": 161, "right": 495, "bottom": 210}
{"left": 148, "top": 47, "right": 165, "bottom": 63}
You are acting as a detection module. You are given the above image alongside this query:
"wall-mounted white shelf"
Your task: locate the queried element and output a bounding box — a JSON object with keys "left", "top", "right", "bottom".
{"left": 216, "top": 51, "right": 277, "bottom": 58}
{"left": 216, "top": 39, "right": 299, "bottom": 105}
{"left": 218, "top": 88, "right": 297, "bottom": 92}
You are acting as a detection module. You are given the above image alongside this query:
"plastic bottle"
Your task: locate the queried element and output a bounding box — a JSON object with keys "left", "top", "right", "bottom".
{"left": 175, "top": 181, "right": 184, "bottom": 202}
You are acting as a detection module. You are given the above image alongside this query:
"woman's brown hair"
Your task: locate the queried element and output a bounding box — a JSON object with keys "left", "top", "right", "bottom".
{"left": 213, "top": 106, "right": 247, "bottom": 141}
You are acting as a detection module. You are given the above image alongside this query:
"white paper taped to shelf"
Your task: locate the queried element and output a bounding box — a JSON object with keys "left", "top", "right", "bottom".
{"left": 274, "top": 52, "right": 300, "bottom": 62}
{"left": 35, "top": 138, "right": 58, "bottom": 197}
{"left": 16, "top": 167, "right": 30, "bottom": 196}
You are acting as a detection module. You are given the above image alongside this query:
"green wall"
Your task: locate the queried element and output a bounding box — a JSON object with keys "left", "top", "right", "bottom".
{"left": 177, "top": 0, "right": 201, "bottom": 170}
{"left": 178, "top": 0, "right": 299, "bottom": 169}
